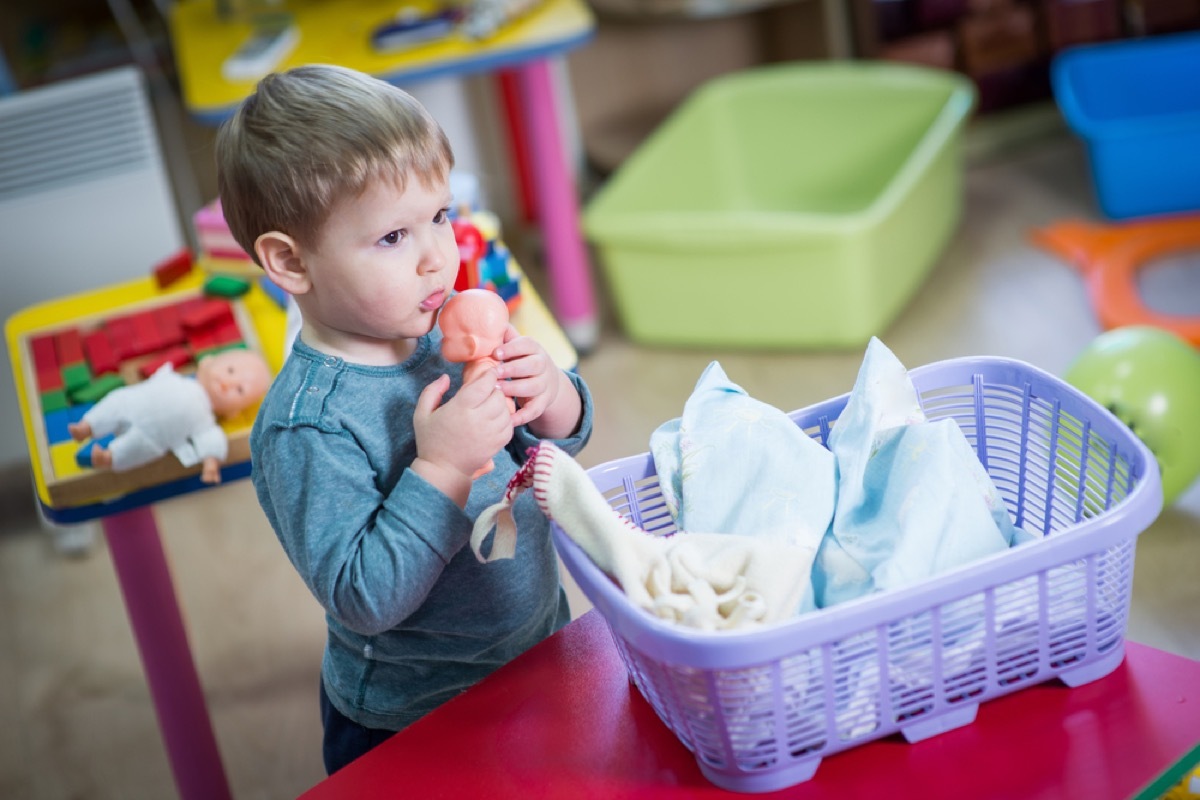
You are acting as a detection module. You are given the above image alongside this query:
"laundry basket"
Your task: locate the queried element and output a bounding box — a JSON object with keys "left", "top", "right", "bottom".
{"left": 551, "top": 356, "right": 1162, "bottom": 793}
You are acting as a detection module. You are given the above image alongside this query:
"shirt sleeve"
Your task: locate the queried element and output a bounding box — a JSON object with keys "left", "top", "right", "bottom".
{"left": 508, "top": 370, "right": 594, "bottom": 460}
{"left": 255, "top": 423, "right": 473, "bottom": 636}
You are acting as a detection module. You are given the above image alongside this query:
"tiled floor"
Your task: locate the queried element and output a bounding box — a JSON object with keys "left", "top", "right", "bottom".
{"left": 2, "top": 101, "right": 1198, "bottom": 800}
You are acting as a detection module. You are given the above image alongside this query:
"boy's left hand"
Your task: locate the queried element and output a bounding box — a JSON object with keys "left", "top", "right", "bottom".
{"left": 493, "top": 326, "right": 560, "bottom": 429}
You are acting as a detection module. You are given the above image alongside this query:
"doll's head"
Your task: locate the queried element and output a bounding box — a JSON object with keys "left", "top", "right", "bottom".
{"left": 439, "top": 289, "right": 509, "bottom": 363}
{"left": 195, "top": 349, "right": 272, "bottom": 417}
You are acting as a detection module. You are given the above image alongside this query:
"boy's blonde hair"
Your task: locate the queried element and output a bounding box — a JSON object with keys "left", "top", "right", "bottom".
{"left": 215, "top": 64, "right": 455, "bottom": 263}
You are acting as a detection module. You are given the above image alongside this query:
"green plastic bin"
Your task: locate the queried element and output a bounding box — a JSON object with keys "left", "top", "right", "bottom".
{"left": 583, "top": 62, "right": 977, "bottom": 349}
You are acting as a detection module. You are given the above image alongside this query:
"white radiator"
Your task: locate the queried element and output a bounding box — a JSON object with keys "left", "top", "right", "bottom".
{"left": 0, "top": 65, "right": 184, "bottom": 466}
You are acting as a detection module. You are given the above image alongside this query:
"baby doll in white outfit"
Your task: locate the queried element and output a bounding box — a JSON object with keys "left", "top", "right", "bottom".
{"left": 69, "top": 348, "right": 271, "bottom": 484}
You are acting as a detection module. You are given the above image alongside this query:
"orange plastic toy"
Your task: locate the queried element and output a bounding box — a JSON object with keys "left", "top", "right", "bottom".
{"left": 1032, "top": 215, "right": 1200, "bottom": 346}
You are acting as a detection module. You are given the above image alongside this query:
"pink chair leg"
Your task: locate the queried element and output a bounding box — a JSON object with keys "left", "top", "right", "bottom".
{"left": 512, "top": 58, "right": 599, "bottom": 352}
{"left": 103, "top": 506, "right": 232, "bottom": 800}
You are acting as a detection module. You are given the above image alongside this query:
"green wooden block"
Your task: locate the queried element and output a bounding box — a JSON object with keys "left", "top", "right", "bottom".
{"left": 70, "top": 373, "right": 126, "bottom": 404}
{"left": 204, "top": 275, "right": 251, "bottom": 297}
{"left": 195, "top": 342, "right": 248, "bottom": 361}
{"left": 40, "top": 389, "right": 69, "bottom": 413}
{"left": 60, "top": 362, "right": 92, "bottom": 392}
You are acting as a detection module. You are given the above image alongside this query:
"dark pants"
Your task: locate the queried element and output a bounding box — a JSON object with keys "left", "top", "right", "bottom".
{"left": 319, "top": 679, "right": 396, "bottom": 775}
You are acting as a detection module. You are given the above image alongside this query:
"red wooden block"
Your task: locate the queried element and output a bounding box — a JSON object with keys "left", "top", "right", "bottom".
{"left": 211, "top": 319, "right": 244, "bottom": 347}
{"left": 152, "top": 249, "right": 194, "bottom": 288}
{"left": 82, "top": 330, "right": 119, "bottom": 375}
{"left": 127, "top": 311, "right": 165, "bottom": 358}
{"left": 174, "top": 296, "right": 208, "bottom": 318}
{"left": 139, "top": 345, "right": 193, "bottom": 379}
{"left": 188, "top": 329, "right": 219, "bottom": 353}
{"left": 54, "top": 328, "right": 85, "bottom": 366}
{"left": 31, "top": 334, "right": 58, "bottom": 374}
{"left": 154, "top": 304, "right": 186, "bottom": 348}
{"left": 105, "top": 316, "right": 136, "bottom": 361}
{"left": 37, "top": 368, "right": 64, "bottom": 392}
{"left": 181, "top": 299, "right": 234, "bottom": 331}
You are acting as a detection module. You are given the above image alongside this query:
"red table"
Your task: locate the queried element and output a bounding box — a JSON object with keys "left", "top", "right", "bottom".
{"left": 301, "top": 609, "right": 1200, "bottom": 798}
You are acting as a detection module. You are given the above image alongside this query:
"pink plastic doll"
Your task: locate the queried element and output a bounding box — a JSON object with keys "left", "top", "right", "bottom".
{"left": 68, "top": 348, "right": 272, "bottom": 484}
{"left": 439, "top": 289, "right": 515, "bottom": 477}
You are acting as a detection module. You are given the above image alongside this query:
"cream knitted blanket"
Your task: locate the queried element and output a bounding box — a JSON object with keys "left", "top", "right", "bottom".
{"left": 471, "top": 442, "right": 815, "bottom": 631}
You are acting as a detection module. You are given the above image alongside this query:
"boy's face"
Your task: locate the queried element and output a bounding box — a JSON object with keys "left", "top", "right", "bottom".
{"left": 295, "top": 171, "right": 458, "bottom": 363}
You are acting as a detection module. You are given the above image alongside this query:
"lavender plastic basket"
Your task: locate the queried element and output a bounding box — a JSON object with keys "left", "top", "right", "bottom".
{"left": 552, "top": 356, "right": 1162, "bottom": 793}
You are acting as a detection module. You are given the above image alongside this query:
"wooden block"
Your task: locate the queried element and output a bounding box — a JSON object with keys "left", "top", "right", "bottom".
{"left": 60, "top": 362, "right": 92, "bottom": 393}
{"left": 82, "top": 330, "right": 119, "bottom": 376}
{"left": 37, "top": 367, "right": 64, "bottom": 393}
{"left": 139, "top": 346, "right": 193, "bottom": 379}
{"left": 41, "top": 389, "right": 70, "bottom": 413}
{"left": 69, "top": 373, "right": 126, "bottom": 404}
{"left": 182, "top": 299, "right": 234, "bottom": 331}
{"left": 129, "top": 311, "right": 165, "bottom": 356}
{"left": 55, "top": 328, "right": 85, "bottom": 366}
{"left": 203, "top": 275, "right": 251, "bottom": 298}
{"left": 43, "top": 406, "right": 78, "bottom": 446}
{"left": 31, "top": 334, "right": 58, "bottom": 374}
{"left": 154, "top": 304, "right": 186, "bottom": 348}
{"left": 153, "top": 249, "right": 194, "bottom": 288}
{"left": 104, "top": 316, "right": 136, "bottom": 361}
{"left": 188, "top": 329, "right": 220, "bottom": 354}
{"left": 211, "top": 318, "right": 245, "bottom": 348}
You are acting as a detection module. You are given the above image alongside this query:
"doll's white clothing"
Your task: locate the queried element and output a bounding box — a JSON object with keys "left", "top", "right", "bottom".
{"left": 82, "top": 364, "right": 227, "bottom": 471}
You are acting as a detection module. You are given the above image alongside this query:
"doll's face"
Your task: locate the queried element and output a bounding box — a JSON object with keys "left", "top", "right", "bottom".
{"left": 439, "top": 289, "right": 509, "bottom": 363}
{"left": 196, "top": 350, "right": 272, "bottom": 417}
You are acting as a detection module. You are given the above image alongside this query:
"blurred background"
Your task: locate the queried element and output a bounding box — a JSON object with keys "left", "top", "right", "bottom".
{"left": 1, "top": 0, "right": 1198, "bottom": 797}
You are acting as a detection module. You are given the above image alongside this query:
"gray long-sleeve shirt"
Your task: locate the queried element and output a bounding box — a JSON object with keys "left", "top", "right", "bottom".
{"left": 251, "top": 332, "right": 592, "bottom": 730}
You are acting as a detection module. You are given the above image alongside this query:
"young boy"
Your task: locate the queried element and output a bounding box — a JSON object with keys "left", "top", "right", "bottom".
{"left": 214, "top": 64, "right": 593, "bottom": 774}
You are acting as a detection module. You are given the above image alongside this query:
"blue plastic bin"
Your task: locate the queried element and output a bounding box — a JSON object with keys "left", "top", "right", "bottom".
{"left": 1052, "top": 31, "right": 1200, "bottom": 219}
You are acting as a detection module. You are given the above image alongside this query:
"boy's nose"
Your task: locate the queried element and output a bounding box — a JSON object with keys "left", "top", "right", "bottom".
{"left": 418, "top": 243, "right": 447, "bottom": 274}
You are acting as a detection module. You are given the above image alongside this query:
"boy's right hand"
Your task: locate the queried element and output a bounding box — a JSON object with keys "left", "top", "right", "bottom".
{"left": 411, "top": 372, "right": 513, "bottom": 507}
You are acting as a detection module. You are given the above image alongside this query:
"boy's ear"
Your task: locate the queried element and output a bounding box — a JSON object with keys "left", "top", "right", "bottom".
{"left": 255, "top": 231, "right": 310, "bottom": 295}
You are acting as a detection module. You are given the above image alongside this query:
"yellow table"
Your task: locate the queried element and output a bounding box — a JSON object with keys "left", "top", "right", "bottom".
{"left": 169, "top": 0, "right": 602, "bottom": 350}
{"left": 5, "top": 259, "right": 574, "bottom": 800}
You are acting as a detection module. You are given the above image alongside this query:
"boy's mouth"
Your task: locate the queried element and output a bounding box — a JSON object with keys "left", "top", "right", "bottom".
{"left": 421, "top": 289, "right": 446, "bottom": 311}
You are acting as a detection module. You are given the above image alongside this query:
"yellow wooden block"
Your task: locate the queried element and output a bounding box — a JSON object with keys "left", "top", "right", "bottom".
{"left": 50, "top": 440, "right": 88, "bottom": 480}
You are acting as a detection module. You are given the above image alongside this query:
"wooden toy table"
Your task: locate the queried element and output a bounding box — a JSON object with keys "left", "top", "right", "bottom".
{"left": 4, "top": 261, "right": 575, "bottom": 800}
{"left": 168, "top": 0, "right": 601, "bottom": 350}
{"left": 300, "top": 609, "right": 1200, "bottom": 799}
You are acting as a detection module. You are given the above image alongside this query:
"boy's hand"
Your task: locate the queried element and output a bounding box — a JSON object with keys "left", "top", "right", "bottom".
{"left": 411, "top": 372, "right": 513, "bottom": 505}
{"left": 494, "top": 326, "right": 582, "bottom": 439}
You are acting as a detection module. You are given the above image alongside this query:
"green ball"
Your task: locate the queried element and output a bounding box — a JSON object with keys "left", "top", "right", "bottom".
{"left": 1065, "top": 326, "right": 1200, "bottom": 506}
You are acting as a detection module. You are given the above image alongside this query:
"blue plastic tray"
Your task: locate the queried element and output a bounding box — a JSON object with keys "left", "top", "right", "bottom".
{"left": 1053, "top": 31, "right": 1200, "bottom": 219}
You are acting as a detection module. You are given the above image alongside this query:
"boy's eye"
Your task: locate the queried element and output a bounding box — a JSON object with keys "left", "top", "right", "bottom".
{"left": 433, "top": 208, "right": 450, "bottom": 224}
{"left": 380, "top": 230, "right": 403, "bottom": 246}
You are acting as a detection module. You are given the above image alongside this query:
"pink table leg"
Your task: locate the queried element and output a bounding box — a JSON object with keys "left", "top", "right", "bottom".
{"left": 103, "top": 506, "right": 232, "bottom": 800}
{"left": 512, "top": 58, "right": 599, "bottom": 352}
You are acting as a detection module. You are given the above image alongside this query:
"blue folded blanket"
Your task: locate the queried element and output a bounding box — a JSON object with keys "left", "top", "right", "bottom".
{"left": 650, "top": 338, "right": 1035, "bottom": 615}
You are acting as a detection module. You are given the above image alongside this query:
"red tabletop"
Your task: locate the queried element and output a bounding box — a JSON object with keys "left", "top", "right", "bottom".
{"left": 301, "top": 610, "right": 1200, "bottom": 799}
